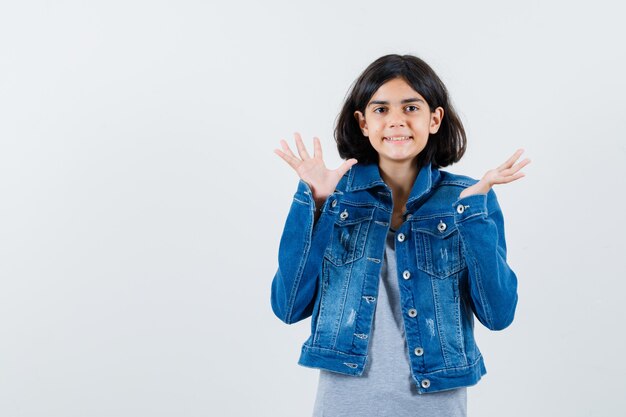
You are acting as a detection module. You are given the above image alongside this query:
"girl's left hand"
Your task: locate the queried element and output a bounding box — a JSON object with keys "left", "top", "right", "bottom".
{"left": 459, "top": 149, "right": 531, "bottom": 199}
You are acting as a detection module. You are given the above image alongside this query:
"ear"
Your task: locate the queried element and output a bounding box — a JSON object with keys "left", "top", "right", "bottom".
{"left": 429, "top": 107, "right": 444, "bottom": 134}
{"left": 353, "top": 110, "right": 369, "bottom": 137}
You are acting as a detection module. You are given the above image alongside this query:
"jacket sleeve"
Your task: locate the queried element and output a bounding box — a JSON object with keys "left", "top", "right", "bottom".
{"left": 452, "top": 188, "right": 518, "bottom": 331}
{"left": 270, "top": 180, "right": 340, "bottom": 324}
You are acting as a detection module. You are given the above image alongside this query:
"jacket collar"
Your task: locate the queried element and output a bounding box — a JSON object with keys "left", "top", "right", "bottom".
{"left": 345, "top": 162, "right": 441, "bottom": 206}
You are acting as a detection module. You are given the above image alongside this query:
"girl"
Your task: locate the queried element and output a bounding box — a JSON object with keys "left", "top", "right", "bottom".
{"left": 271, "top": 54, "right": 530, "bottom": 417}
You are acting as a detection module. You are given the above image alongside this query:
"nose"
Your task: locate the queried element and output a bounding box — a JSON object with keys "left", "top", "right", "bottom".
{"left": 387, "top": 107, "right": 406, "bottom": 128}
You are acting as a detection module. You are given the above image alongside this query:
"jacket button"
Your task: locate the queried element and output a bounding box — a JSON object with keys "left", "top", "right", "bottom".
{"left": 421, "top": 379, "right": 430, "bottom": 388}
{"left": 414, "top": 347, "right": 424, "bottom": 356}
{"left": 402, "top": 270, "right": 411, "bottom": 280}
{"left": 340, "top": 210, "right": 349, "bottom": 220}
{"left": 405, "top": 214, "right": 413, "bottom": 220}
{"left": 397, "top": 233, "right": 406, "bottom": 242}
{"left": 456, "top": 204, "right": 465, "bottom": 214}
{"left": 437, "top": 221, "right": 447, "bottom": 232}
{"left": 331, "top": 199, "right": 337, "bottom": 208}
{"left": 407, "top": 308, "right": 417, "bottom": 318}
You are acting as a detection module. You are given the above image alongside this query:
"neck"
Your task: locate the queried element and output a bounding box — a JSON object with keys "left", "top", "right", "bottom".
{"left": 378, "top": 158, "right": 419, "bottom": 204}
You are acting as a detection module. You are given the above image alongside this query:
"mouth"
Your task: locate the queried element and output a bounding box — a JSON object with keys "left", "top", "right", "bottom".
{"left": 383, "top": 136, "right": 413, "bottom": 142}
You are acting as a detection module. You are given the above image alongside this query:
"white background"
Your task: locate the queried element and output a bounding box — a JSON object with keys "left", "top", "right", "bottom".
{"left": 1, "top": 1, "right": 625, "bottom": 416}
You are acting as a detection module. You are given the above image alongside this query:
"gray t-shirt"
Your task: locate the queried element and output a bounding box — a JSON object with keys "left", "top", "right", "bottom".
{"left": 312, "top": 230, "right": 467, "bottom": 417}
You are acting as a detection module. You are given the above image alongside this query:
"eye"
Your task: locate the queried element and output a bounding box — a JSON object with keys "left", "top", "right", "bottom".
{"left": 405, "top": 105, "right": 419, "bottom": 112}
{"left": 373, "top": 107, "right": 386, "bottom": 114}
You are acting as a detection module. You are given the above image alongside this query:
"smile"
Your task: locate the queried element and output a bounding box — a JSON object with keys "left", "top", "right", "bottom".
{"left": 383, "top": 136, "right": 413, "bottom": 142}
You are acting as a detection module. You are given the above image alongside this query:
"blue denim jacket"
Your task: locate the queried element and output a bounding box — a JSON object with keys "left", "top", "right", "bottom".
{"left": 270, "top": 162, "right": 518, "bottom": 394}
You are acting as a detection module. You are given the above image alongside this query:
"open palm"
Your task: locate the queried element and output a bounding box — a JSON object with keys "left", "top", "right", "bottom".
{"left": 459, "top": 149, "right": 531, "bottom": 199}
{"left": 274, "top": 132, "right": 357, "bottom": 204}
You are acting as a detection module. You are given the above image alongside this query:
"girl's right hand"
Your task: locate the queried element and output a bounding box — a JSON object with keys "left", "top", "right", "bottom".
{"left": 274, "top": 132, "right": 358, "bottom": 205}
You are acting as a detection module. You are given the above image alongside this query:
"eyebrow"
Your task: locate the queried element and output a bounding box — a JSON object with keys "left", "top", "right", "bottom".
{"left": 368, "top": 98, "right": 426, "bottom": 107}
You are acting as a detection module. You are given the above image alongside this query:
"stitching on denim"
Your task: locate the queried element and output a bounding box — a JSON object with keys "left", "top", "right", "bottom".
{"left": 415, "top": 353, "right": 484, "bottom": 375}
{"left": 285, "top": 203, "right": 314, "bottom": 324}
{"left": 472, "top": 256, "right": 493, "bottom": 328}
{"left": 430, "top": 276, "right": 452, "bottom": 367}
{"left": 313, "top": 261, "right": 330, "bottom": 345}
{"left": 409, "top": 213, "right": 455, "bottom": 221}
{"left": 397, "top": 260, "right": 425, "bottom": 369}
{"left": 293, "top": 197, "right": 309, "bottom": 205}
{"left": 350, "top": 272, "right": 371, "bottom": 353}
{"left": 374, "top": 220, "right": 389, "bottom": 226}
{"left": 452, "top": 274, "right": 468, "bottom": 365}
{"left": 331, "top": 259, "right": 356, "bottom": 349}
{"left": 459, "top": 211, "right": 485, "bottom": 221}
{"left": 456, "top": 224, "right": 494, "bottom": 328}
{"left": 366, "top": 257, "right": 381, "bottom": 263}
{"left": 437, "top": 179, "right": 476, "bottom": 187}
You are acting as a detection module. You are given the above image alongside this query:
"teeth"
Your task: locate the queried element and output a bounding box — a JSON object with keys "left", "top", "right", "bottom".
{"left": 385, "top": 136, "right": 411, "bottom": 141}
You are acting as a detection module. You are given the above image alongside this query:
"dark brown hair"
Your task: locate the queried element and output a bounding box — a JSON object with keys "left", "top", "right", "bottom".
{"left": 334, "top": 54, "right": 466, "bottom": 167}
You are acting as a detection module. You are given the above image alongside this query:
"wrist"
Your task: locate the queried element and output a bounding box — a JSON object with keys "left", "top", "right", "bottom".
{"left": 460, "top": 181, "right": 491, "bottom": 199}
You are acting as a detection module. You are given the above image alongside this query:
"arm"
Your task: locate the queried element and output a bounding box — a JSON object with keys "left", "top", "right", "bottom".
{"left": 453, "top": 190, "right": 517, "bottom": 330}
{"left": 270, "top": 180, "right": 339, "bottom": 324}
{"left": 270, "top": 133, "right": 356, "bottom": 324}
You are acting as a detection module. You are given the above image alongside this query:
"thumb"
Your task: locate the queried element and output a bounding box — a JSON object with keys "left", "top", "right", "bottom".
{"left": 336, "top": 158, "right": 358, "bottom": 177}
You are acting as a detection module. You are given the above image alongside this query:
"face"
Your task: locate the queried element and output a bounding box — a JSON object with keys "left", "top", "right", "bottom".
{"left": 354, "top": 77, "right": 444, "bottom": 167}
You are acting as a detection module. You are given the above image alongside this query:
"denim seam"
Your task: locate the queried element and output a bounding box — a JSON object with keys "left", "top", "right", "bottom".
{"left": 292, "top": 197, "right": 309, "bottom": 205}
{"left": 471, "top": 256, "right": 493, "bottom": 329}
{"left": 285, "top": 201, "right": 314, "bottom": 324}
{"left": 331, "top": 251, "right": 356, "bottom": 349}
{"left": 456, "top": 222, "right": 494, "bottom": 329}
{"left": 430, "top": 274, "right": 452, "bottom": 367}
{"left": 456, "top": 211, "right": 487, "bottom": 223}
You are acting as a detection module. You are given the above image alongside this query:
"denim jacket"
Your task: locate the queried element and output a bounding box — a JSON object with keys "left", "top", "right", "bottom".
{"left": 270, "top": 162, "right": 518, "bottom": 394}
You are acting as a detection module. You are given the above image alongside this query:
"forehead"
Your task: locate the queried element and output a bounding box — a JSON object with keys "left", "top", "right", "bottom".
{"left": 368, "top": 77, "right": 425, "bottom": 103}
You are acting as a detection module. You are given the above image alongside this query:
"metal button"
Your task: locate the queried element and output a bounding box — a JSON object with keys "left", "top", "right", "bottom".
{"left": 456, "top": 204, "right": 465, "bottom": 214}
{"left": 397, "top": 233, "right": 406, "bottom": 242}
{"left": 407, "top": 308, "right": 417, "bottom": 318}
{"left": 405, "top": 213, "right": 413, "bottom": 220}
{"left": 421, "top": 379, "right": 431, "bottom": 388}
{"left": 437, "top": 221, "right": 447, "bottom": 232}
{"left": 402, "top": 270, "right": 411, "bottom": 280}
{"left": 414, "top": 347, "right": 424, "bottom": 356}
{"left": 331, "top": 199, "right": 337, "bottom": 208}
{"left": 340, "top": 210, "right": 349, "bottom": 220}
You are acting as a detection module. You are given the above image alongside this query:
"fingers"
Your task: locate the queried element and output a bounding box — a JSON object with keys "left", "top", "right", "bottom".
{"left": 273, "top": 148, "right": 300, "bottom": 170}
{"left": 500, "top": 157, "right": 531, "bottom": 177}
{"left": 313, "top": 137, "right": 323, "bottom": 160}
{"left": 280, "top": 139, "right": 297, "bottom": 159}
{"left": 497, "top": 149, "right": 525, "bottom": 171}
{"left": 485, "top": 148, "right": 531, "bottom": 187}
{"left": 336, "top": 158, "right": 358, "bottom": 177}
{"left": 294, "top": 132, "right": 311, "bottom": 160}
{"left": 496, "top": 171, "right": 525, "bottom": 184}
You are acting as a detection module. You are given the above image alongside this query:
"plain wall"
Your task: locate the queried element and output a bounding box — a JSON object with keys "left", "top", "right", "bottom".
{"left": 1, "top": 0, "right": 625, "bottom": 416}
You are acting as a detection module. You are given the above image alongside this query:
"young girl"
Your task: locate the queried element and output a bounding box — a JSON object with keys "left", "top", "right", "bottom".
{"left": 271, "top": 54, "right": 530, "bottom": 417}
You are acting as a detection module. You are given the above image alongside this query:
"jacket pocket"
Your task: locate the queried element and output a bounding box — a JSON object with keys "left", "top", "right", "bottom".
{"left": 412, "top": 216, "right": 466, "bottom": 279}
{"left": 324, "top": 204, "right": 374, "bottom": 266}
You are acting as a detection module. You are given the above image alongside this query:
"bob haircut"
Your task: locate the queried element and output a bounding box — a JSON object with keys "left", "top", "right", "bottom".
{"left": 334, "top": 54, "right": 466, "bottom": 168}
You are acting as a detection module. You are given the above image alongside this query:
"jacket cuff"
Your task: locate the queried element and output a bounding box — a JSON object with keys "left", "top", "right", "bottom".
{"left": 452, "top": 193, "right": 488, "bottom": 223}
{"left": 294, "top": 180, "right": 342, "bottom": 215}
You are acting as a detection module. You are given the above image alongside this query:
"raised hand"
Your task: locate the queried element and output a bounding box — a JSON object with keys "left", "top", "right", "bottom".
{"left": 459, "top": 149, "right": 531, "bottom": 199}
{"left": 274, "top": 132, "right": 358, "bottom": 205}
